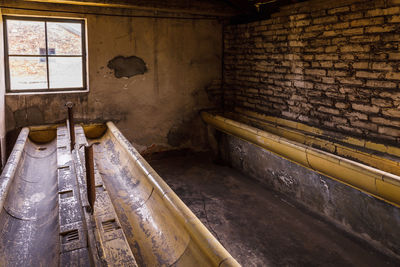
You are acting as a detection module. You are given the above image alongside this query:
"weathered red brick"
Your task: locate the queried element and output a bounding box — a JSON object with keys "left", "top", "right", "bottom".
{"left": 352, "top": 103, "right": 380, "bottom": 113}
{"left": 335, "top": 102, "right": 349, "bottom": 109}
{"left": 352, "top": 62, "right": 369, "bottom": 69}
{"left": 371, "top": 98, "right": 393, "bottom": 107}
{"left": 346, "top": 111, "right": 368, "bottom": 120}
{"left": 305, "top": 69, "right": 326, "bottom": 76}
{"left": 382, "top": 108, "right": 400, "bottom": 118}
{"left": 355, "top": 71, "right": 381, "bottom": 79}
{"left": 323, "top": 30, "right": 338, "bottom": 37}
{"left": 378, "top": 126, "right": 400, "bottom": 137}
{"left": 332, "top": 22, "right": 350, "bottom": 29}
{"left": 328, "top": 70, "right": 347, "bottom": 77}
{"left": 294, "top": 80, "right": 313, "bottom": 89}
{"left": 388, "top": 53, "right": 400, "bottom": 60}
{"left": 351, "top": 120, "right": 378, "bottom": 131}
{"left": 340, "top": 45, "right": 370, "bottom": 52}
{"left": 314, "top": 16, "right": 338, "bottom": 24}
{"left": 331, "top": 116, "right": 348, "bottom": 124}
{"left": 328, "top": 6, "right": 350, "bottom": 14}
{"left": 366, "top": 7, "right": 400, "bottom": 17}
{"left": 325, "top": 46, "right": 338, "bottom": 53}
{"left": 340, "top": 12, "right": 363, "bottom": 21}
{"left": 342, "top": 28, "right": 364, "bottom": 36}
{"left": 371, "top": 116, "right": 400, "bottom": 127}
{"left": 371, "top": 62, "right": 392, "bottom": 71}
{"left": 379, "top": 92, "right": 400, "bottom": 100}
{"left": 315, "top": 54, "right": 339, "bottom": 61}
{"left": 365, "top": 25, "right": 396, "bottom": 33}
{"left": 385, "top": 72, "right": 400, "bottom": 80}
{"left": 366, "top": 80, "right": 396, "bottom": 88}
{"left": 350, "top": 35, "right": 380, "bottom": 43}
{"left": 337, "top": 125, "right": 363, "bottom": 134}
{"left": 305, "top": 25, "right": 325, "bottom": 32}
{"left": 338, "top": 77, "right": 363, "bottom": 85}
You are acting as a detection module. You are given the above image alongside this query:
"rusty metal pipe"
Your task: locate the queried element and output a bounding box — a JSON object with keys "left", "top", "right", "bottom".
{"left": 84, "top": 145, "right": 95, "bottom": 213}
{"left": 66, "top": 102, "right": 75, "bottom": 151}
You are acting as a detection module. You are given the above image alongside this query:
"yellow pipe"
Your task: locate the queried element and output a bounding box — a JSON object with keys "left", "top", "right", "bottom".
{"left": 235, "top": 107, "right": 400, "bottom": 158}
{"left": 225, "top": 110, "right": 400, "bottom": 177}
{"left": 201, "top": 111, "right": 400, "bottom": 207}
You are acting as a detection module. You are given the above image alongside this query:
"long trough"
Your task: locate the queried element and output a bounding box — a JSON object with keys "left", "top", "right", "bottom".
{"left": 0, "top": 121, "right": 240, "bottom": 266}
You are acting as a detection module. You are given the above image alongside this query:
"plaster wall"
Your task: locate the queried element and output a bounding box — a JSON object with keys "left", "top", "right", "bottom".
{"left": 2, "top": 4, "right": 222, "bottom": 154}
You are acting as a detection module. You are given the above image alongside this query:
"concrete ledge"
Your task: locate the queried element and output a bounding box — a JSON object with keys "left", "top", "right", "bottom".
{"left": 201, "top": 111, "right": 400, "bottom": 207}
{"left": 201, "top": 111, "right": 400, "bottom": 258}
{"left": 220, "top": 132, "right": 400, "bottom": 259}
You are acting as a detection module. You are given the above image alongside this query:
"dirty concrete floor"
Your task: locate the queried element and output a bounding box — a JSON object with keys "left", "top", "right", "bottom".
{"left": 149, "top": 152, "right": 400, "bottom": 267}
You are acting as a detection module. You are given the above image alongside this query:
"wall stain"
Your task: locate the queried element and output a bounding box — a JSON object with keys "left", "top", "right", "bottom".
{"left": 167, "top": 123, "right": 191, "bottom": 147}
{"left": 14, "top": 106, "right": 44, "bottom": 128}
{"left": 107, "top": 55, "right": 148, "bottom": 78}
{"left": 153, "top": 18, "right": 159, "bottom": 96}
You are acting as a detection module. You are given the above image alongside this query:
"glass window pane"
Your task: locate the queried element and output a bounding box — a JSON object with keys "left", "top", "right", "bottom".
{"left": 9, "top": 56, "right": 48, "bottom": 90}
{"left": 47, "top": 22, "right": 82, "bottom": 55}
{"left": 49, "top": 57, "right": 83, "bottom": 88}
{"left": 7, "top": 20, "right": 46, "bottom": 55}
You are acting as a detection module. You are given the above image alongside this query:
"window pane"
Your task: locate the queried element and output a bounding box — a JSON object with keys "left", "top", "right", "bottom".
{"left": 7, "top": 20, "right": 46, "bottom": 55}
{"left": 47, "top": 22, "right": 82, "bottom": 55}
{"left": 9, "top": 56, "right": 48, "bottom": 90}
{"left": 49, "top": 57, "right": 83, "bottom": 88}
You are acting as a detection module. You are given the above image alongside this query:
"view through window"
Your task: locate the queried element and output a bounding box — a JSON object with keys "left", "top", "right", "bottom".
{"left": 4, "top": 16, "right": 86, "bottom": 92}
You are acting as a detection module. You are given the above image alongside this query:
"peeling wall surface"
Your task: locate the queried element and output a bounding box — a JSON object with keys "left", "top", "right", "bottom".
{"left": 107, "top": 55, "right": 148, "bottom": 78}
{"left": 3, "top": 3, "right": 222, "bottom": 153}
{"left": 219, "top": 132, "right": 400, "bottom": 259}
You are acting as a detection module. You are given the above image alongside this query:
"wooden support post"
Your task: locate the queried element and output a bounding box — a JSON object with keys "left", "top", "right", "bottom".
{"left": 0, "top": 12, "right": 6, "bottom": 169}
{"left": 66, "top": 102, "right": 75, "bottom": 151}
{"left": 85, "top": 145, "right": 95, "bottom": 214}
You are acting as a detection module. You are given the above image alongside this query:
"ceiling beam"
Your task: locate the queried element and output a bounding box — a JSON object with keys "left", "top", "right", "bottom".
{"left": 22, "top": 0, "right": 238, "bottom": 17}
{"left": 226, "top": 0, "right": 258, "bottom": 14}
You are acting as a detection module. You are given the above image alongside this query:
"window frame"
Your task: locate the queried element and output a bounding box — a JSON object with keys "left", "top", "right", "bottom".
{"left": 3, "top": 15, "right": 87, "bottom": 93}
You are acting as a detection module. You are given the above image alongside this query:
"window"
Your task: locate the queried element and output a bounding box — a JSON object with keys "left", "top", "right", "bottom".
{"left": 3, "top": 16, "right": 87, "bottom": 93}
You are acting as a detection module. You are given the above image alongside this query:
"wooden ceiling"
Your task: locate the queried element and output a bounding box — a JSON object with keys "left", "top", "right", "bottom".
{"left": 224, "top": 0, "right": 308, "bottom": 23}
{"left": 17, "top": 0, "right": 307, "bottom": 22}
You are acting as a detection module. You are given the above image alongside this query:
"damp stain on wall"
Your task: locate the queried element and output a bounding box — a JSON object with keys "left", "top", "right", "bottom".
{"left": 14, "top": 106, "right": 44, "bottom": 128}
{"left": 107, "top": 55, "right": 148, "bottom": 78}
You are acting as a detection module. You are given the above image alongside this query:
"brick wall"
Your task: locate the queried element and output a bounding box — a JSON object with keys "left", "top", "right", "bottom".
{"left": 223, "top": 0, "right": 400, "bottom": 143}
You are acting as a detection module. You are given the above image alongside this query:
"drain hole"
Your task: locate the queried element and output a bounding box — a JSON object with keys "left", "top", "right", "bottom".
{"left": 61, "top": 229, "right": 79, "bottom": 243}
{"left": 57, "top": 146, "right": 67, "bottom": 150}
{"left": 95, "top": 185, "right": 105, "bottom": 193}
{"left": 58, "top": 165, "right": 70, "bottom": 170}
{"left": 38, "top": 147, "right": 47, "bottom": 151}
{"left": 102, "top": 219, "right": 120, "bottom": 233}
{"left": 59, "top": 190, "right": 73, "bottom": 199}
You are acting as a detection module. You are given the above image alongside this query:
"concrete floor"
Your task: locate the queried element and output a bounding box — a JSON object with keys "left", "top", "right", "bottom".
{"left": 149, "top": 152, "right": 400, "bottom": 267}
